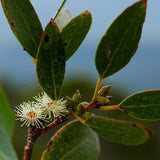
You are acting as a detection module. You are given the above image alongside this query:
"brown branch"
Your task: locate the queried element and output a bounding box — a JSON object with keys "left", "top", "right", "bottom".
{"left": 23, "top": 126, "right": 41, "bottom": 160}
{"left": 23, "top": 113, "right": 74, "bottom": 160}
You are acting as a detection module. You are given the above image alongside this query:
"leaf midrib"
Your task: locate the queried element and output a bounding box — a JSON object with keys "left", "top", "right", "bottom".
{"left": 59, "top": 140, "right": 85, "bottom": 160}
{"left": 102, "top": 5, "right": 143, "bottom": 78}
{"left": 121, "top": 104, "right": 160, "bottom": 109}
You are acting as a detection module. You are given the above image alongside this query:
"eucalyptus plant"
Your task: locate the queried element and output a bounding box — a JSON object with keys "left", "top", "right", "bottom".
{"left": 0, "top": 0, "right": 159, "bottom": 160}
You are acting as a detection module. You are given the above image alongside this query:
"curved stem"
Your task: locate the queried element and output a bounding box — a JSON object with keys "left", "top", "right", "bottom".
{"left": 92, "top": 78, "right": 103, "bottom": 101}
{"left": 97, "top": 105, "right": 120, "bottom": 111}
{"left": 53, "top": 0, "right": 67, "bottom": 20}
{"left": 74, "top": 114, "right": 85, "bottom": 124}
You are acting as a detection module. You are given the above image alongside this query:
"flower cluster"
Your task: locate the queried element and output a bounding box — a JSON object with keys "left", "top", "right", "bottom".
{"left": 15, "top": 92, "right": 68, "bottom": 128}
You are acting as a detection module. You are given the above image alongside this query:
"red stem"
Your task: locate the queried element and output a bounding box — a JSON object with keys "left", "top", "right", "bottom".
{"left": 23, "top": 115, "right": 73, "bottom": 160}
{"left": 23, "top": 126, "right": 41, "bottom": 160}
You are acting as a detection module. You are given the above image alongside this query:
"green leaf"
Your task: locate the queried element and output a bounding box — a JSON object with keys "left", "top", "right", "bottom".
{"left": 1, "top": 0, "right": 43, "bottom": 58}
{"left": 61, "top": 11, "right": 92, "bottom": 61}
{"left": 119, "top": 90, "right": 160, "bottom": 120}
{"left": 42, "top": 120, "right": 100, "bottom": 160}
{"left": 36, "top": 20, "right": 65, "bottom": 100}
{"left": 0, "top": 127, "right": 18, "bottom": 160}
{"left": 55, "top": 8, "right": 71, "bottom": 30}
{"left": 85, "top": 115, "right": 152, "bottom": 145}
{"left": 0, "top": 86, "right": 14, "bottom": 139}
{"left": 95, "top": 0, "right": 147, "bottom": 79}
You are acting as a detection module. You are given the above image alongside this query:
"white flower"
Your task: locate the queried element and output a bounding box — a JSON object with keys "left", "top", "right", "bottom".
{"left": 15, "top": 101, "right": 46, "bottom": 128}
{"left": 34, "top": 92, "right": 68, "bottom": 120}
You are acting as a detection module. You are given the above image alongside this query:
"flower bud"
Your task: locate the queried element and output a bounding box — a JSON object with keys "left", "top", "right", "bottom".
{"left": 96, "top": 96, "right": 110, "bottom": 106}
{"left": 72, "top": 90, "right": 81, "bottom": 106}
{"left": 77, "top": 103, "right": 85, "bottom": 116}
{"left": 106, "top": 96, "right": 112, "bottom": 100}
{"left": 98, "top": 85, "right": 111, "bottom": 97}
{"left": 65, "top": 96, "right": 74, "bottom": 110}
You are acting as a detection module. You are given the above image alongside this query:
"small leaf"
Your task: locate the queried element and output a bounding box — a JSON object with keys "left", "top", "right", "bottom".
{"left": 1, "top": 0, "right": 43, "bottom": 58}
{"left": 119, "top": 90, "right": 160, "bottom": 120}
{"left": 55, "top": 8, "right": 71, "bottom": 30}
{"left": 42, "top": 120, "right": 100, "bottom": 160}
{"left": 36, "top": 20, "right": 65, "bottom": 100}
{"left": 85, "top": 115, "right": 152, "bottom": 145}
{"left": 61, "top": 11, "right": 92, "bottom": 61}
{"left": 0, "top": 85, "right": 14, "bottom": 139}
{"left": 95, "top": 0, "right": 147, "bottom": 79}
{"left": 0, "top": 127, "right": 18, "bottom": 160}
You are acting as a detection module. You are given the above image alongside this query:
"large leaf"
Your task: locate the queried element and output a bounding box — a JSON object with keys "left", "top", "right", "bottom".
{"left": 0, "top": 86, "right": 14, "bottom": 139}
{"left": 95, "top": 0, "right": 147, "bottom": 79}
{"left": 119, "top": 90, "right": 160, "bottom": 120}
{"left": 42, "top": 120, "right": 100, "bottom": 160}
{"left": 85, "top": 115, "right": 152, "bottom": 145}
{"left": 36, "top": 20, "right": 65, "bottom": 100}
{"left": 61, "top": 11, "right": 92, "bottom": 61}
{"left": 0, "top": 127, "right": 18, "bottom": 160}
{"left": 1, "top": 0, "right": 43, "bottom": 58}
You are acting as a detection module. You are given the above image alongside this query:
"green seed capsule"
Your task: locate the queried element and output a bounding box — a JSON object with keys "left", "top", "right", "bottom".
{"left": 98, "top": 85, "right": 111, "bottom": 96}
{"left": 96, "top": 96, "right": 110, "bottom": 106}
{"left": 72, "top": 90, "right": 81, "bottom": 105}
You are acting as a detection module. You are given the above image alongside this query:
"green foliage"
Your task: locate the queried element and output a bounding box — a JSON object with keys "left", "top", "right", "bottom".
{"left": 0, "top": 128, "right": 18, "bottom": 160}
{"left": 119, "top": 90, "right": 160, "bottom": 120}
{"left": 85, "top": 115, "right": 151, "bottom": 145}
{"left": 1, "top": 0, "right": 43, "bottom": 58}
{"left": 0, "top": 87, "right": 17, "bottom": 159}
{"left": 42, "top": 120, "right": 100, "bottom": 160}
{"left": 0, "top": 86, "right": 14, "bottom": 139}
{"left": 61, "top": 11, "right": 92, "bottom": 61}
{"left": 1, "top": 0, "right": 160, "bottom": 159}
{"left": 95, "top": 0, "right": 146, "bottom": 79}
{"left": 36, "top": 20, "right": 65, "bottom": 100}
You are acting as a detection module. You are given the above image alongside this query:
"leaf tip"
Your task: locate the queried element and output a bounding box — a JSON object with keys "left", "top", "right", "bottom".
{"left": 142, "top": 0, "right": 147, "bottom": 4}
{"left": 84, "top": 10, "right": 91, "bottom": 14}
{"left": 50, "top": 18, "right": 56, "bottom": 24}
{"left": 80, "top": 10, "right": 92, "bottom": 17}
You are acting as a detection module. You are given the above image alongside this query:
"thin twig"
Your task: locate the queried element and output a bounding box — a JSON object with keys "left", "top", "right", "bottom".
{"left": 53, "top": 0, "right": 67, "bottom": 20}
{"left": 91, "top": 78, "right": 103, "bottom": 102}
{"left": 23, "top": 126, "right": 41, "bottom": 160}
{"left": 96, "top": 105, "right": 120, "bottom": 111}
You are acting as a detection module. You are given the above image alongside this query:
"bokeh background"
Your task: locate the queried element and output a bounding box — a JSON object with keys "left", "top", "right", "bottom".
{"left": 0, "top": 0, "right": 160, "bottom": 159}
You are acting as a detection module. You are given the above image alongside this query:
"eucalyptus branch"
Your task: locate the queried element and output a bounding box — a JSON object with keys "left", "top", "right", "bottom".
{"left": 23, "top": 113, "right": 75, "bottom": 160}
{"left": 23, "top": 126, "right": 41, "bottom": 160}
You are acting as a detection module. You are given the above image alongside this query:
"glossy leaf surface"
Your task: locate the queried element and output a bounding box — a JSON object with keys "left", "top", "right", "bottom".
{"left": 61, "top": 11, "right": 92, "bottom": 61}
{"left": 0, "top": 127, "right": 18, "bottom": 160}
{"left": 36, "top": 20, "right": 65, "bottom": 100}
{"left": 85, "top": 115, "right": 151, "bottom": 145}
{"left": 1, "top": 0, "right": 43, "bottom": 58}
{"left": 95, "top": 0, "right": 147, "bottom": 79}
{"left": 120, "top": 90, "right": 160, "bottom": 120}
{"left": 42, "top": 120, "right": 100, "bottom": 160}
{"left": 0, "top": 86, "right": 14, "bottom": 139}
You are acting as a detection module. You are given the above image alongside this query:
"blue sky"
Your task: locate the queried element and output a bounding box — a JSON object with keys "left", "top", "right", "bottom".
{"left": 0, "top": 0, "right": 160, "bottom": 94}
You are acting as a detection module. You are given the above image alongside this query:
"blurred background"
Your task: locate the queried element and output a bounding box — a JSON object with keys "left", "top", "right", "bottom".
{"left": 0, "top": 0, "right": 160, "bottom": 159}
